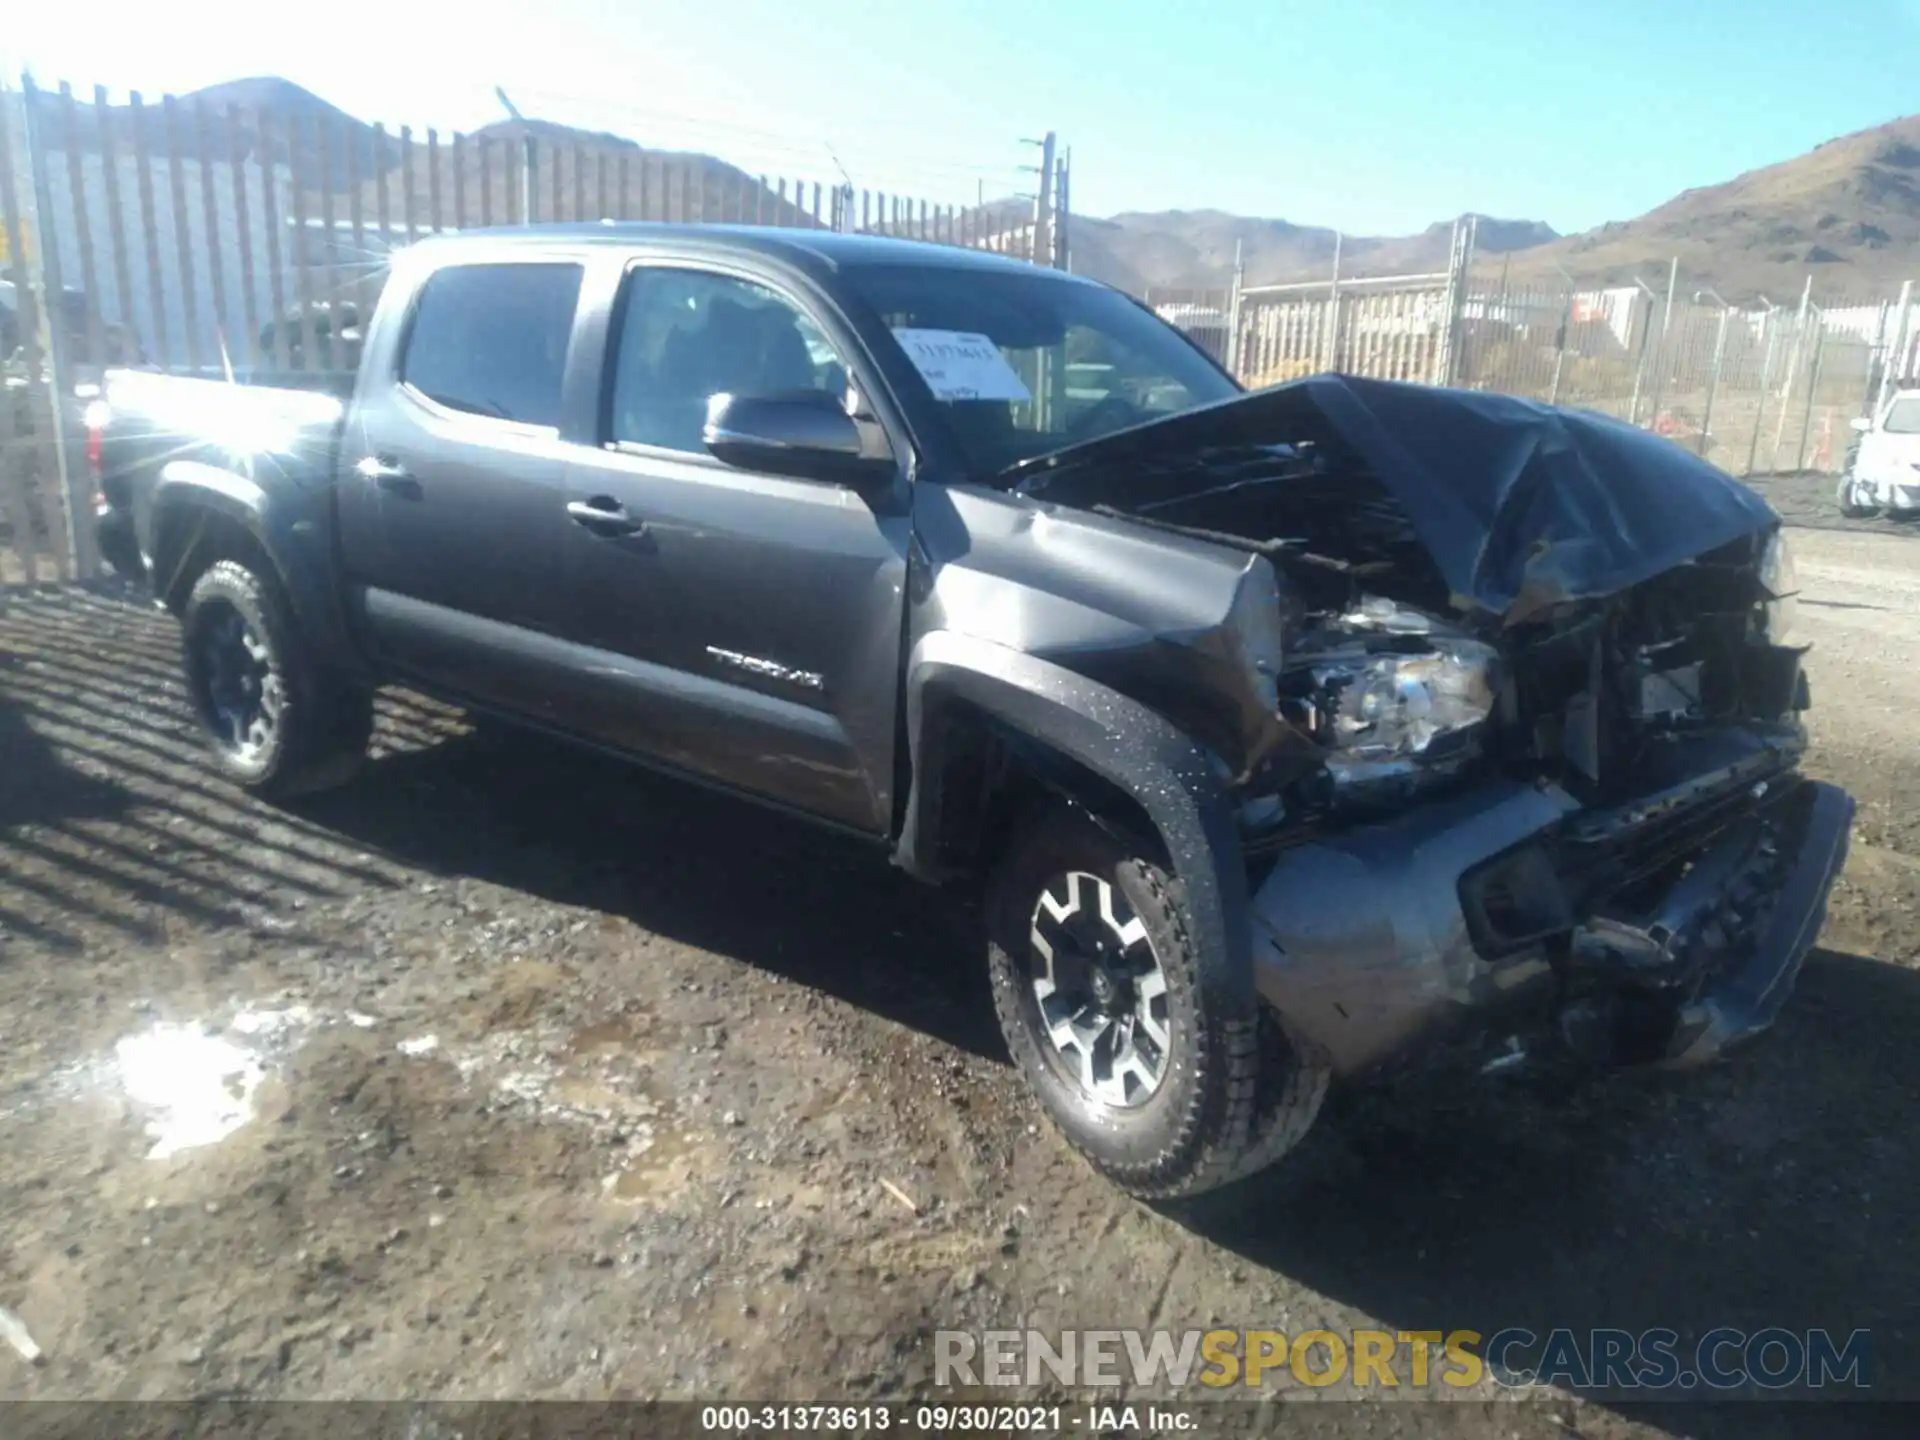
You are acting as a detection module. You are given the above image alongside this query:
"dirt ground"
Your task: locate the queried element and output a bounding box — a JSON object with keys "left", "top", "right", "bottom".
{"left": 2, "top": 484, "right": 1918, "bottom": 1437}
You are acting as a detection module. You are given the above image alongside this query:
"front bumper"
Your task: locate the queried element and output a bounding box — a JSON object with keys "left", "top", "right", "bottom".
{"left": 1851, "top": 470, "right": 1920, "bottom": 512}
{"left": 1248, "top": 745, "right": 1853, "bottom": 1075}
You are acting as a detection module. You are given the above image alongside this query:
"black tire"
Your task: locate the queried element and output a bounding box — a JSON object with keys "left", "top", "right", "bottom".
{"left": 1837, "top": 476, "right": 1879, "bottom": 520}
{"left": 986, "top": 805, "right": 1328, "bottom": 1198}
{"left": 180, "top": 559, "right": 372, "bottom": 799}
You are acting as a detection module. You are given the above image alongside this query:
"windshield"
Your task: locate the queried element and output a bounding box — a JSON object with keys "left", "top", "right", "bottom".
{"left": 842, "top": 264, "right": 1240, "bottom": 477}
{"left": 1884, "top": 396, "right": 1920, "bottom": 434}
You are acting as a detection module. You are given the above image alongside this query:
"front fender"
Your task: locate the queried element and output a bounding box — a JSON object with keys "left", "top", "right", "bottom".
{"left": 901, "top": 629, "right": 1255, "bottom": 1016}
{"left": 151, "top": 461, "right": 358, "bottom": 673}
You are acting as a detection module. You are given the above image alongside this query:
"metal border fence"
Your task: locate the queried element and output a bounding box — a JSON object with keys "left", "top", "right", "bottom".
{"left": 1148, "top": 222, "right": 1918, "bottom": 491}
{"left": 1, "top": 74, "right": 1068, "bottom": 582}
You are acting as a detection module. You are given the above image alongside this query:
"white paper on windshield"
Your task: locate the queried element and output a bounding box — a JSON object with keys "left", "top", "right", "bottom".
{"left": 891, "top": 328, "right": 1032, "bottom": 403}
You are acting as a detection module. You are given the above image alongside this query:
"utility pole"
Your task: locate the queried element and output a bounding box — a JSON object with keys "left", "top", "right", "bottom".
{"left": 1053, "top": 146, "right": 1070, "bottom": 270}
{"left": 1020, "top": 131, "right": 1056, "bottom": 267}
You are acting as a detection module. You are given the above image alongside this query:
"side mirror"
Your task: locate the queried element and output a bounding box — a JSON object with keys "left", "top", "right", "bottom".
{"left": 1851, "top": 416, "right": 1874, "bottom": 433}
{"left": 703, "top": 391, "right": 896, "bottom": 491}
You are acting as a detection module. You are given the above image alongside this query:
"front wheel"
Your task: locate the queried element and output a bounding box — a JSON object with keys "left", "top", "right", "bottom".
{"left": 1837, "top": 475, "right": 1880, "bottom": 519}
{"left": 986, "top": 806, "right": 1328, "bottom": 1198}
{"left": 180, "top": 559, "right": 373, "bottom": 799}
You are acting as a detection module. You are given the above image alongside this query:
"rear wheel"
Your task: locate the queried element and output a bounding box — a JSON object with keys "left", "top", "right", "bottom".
{"left": 986, "top": 805, "right": 1327, "bottom": 1198}
{"left": 180, "top": 559, "right": 372, "bottom": 799}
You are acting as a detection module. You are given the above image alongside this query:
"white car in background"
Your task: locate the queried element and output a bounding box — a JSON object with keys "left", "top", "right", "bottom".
{"left": 1839, "top": 389, "right": 1920, "bottom": 518}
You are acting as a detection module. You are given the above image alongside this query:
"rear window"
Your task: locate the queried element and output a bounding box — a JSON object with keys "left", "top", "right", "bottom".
{"left": 399, "top": 262, "right": 583, "bottom": 427}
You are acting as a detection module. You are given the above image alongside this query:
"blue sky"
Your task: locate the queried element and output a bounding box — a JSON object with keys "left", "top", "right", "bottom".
{"left": 6, "top": 0, "right": 1918, "bottom": 235}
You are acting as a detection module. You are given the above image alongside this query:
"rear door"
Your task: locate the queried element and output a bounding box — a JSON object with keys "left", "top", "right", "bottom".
{"left": 338, "top": 255, "right": 585, "bottom": 717}
{"left": 557, "top": 257, "right": 912, "bottom": 833}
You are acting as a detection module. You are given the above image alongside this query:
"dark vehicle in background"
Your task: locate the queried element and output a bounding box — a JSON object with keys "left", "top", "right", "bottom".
{"left": 89, "top": 226, "right": 1850, "bottom": 1197}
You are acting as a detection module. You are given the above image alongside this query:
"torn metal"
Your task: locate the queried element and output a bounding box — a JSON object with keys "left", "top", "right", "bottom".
{"left": 1008, "top": 373, "right": 1782, "bottom": 625}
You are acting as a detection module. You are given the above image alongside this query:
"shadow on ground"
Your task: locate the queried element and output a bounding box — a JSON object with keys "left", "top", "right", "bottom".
{"left": 1170, "top": 944, "right": 1917, "bottom": 1429}
{"left": 297, "top": 725, "right": 1005, "bottom": 1063}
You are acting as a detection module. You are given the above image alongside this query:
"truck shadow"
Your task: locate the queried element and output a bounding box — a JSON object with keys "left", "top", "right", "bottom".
{"left": 1170, "top": 947, "right": 1919, "bottom": 1429}
{"left": 297, "top": 723, "right": 1007, "bottom": 1062}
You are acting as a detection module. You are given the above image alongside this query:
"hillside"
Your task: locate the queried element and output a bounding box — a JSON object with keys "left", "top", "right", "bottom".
{"left": 1063, "top": 210, "right": 1556, "bottom": 293}
{"left": 29, "top": 75, "right": 1920, "bottom": 302}
{"left": 1493, "top": 113, "right": 1920, "bottom": 301}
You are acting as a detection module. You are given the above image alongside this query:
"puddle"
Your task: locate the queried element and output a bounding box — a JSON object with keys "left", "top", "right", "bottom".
{"left": 106, "top": 1004, "right": 321, "bottom": 1160}
{"left": 115, "top": 1024, "right": 269, "bottom": 1160}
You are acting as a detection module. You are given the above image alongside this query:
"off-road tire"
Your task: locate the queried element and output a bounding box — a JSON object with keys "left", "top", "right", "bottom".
{"left": 986, "top": 806, "right": 1328, "bottom": 1198}
{"left": 180, "top": 559, "right": 372, "bottom": 800}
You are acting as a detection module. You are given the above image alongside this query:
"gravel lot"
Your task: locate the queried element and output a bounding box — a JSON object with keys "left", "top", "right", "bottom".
{"left": 2, "top": 496, "right": 1917, "bottom": 1436}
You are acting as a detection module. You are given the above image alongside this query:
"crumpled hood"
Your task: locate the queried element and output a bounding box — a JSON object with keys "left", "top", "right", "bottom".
{"left": 1012, "top": 374, "right": 1781, "bottom": 621}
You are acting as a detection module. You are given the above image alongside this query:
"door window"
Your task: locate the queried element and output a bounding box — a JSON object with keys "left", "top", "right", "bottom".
{"left": 607, "top": 269, "right": 849, "bottom": 453}
{"left": 399, "top": 262, "right": 583, "bottom": 427}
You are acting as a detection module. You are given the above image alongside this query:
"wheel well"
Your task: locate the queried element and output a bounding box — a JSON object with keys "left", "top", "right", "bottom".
{"left": 155, "top": 504, "right": 273, "bottom": 613}
{"left": 918, "top": 698, "right": 1168, "bottom": 883}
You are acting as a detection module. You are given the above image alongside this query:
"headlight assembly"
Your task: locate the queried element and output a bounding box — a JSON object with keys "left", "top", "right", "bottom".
{"left": 1284, "top": 600, "right": 1499, "bottom": 801}
{"left": 1757, "top": 529, "right": 1797, "bottom": 643}
{"left": 1321, "top": 646, "right": 1498, "bottom": 761}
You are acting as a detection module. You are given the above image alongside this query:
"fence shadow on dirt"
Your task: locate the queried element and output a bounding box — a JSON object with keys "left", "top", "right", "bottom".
{"left": 0, "top": 580, "right": 1001, "bottom": 1054}
{"left": 1170, "top": 946, "right": 1919, "bottom": 1430}
{"left": 0, "top": 582, "right": 411, "bottom": 955}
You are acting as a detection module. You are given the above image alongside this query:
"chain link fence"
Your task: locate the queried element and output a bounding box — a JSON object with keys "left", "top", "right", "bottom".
{"left": 1143, "top": 237, "right": 1918, "bottom": 493}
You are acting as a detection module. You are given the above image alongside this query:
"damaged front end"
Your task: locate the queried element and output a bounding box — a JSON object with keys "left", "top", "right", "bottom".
{"left": 1012, "top": 375, "right": 1853, "bottom": 1076}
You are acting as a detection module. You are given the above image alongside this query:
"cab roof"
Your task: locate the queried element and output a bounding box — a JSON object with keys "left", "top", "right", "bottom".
{"left": 415, "top": 222, "right": 1094, "bottom": 283}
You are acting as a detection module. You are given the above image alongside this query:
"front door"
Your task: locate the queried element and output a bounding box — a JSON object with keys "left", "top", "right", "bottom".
{"left": 560, "top": 262, "right": 911, "bottom": 833}
{"left": 338, "top": 257, "right": 584, "bottom": 718}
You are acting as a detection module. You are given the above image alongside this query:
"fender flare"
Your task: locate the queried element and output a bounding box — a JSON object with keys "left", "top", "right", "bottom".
{"left": 901, "top": 629, "right": 1255, "bottom": 1015}
{"left": 150, "top": 461, "right": 358, "bottom": 672}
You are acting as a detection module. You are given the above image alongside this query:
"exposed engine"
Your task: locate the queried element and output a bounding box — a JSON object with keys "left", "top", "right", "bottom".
{"left": 1094, "top": 442, "right": 1808, "bottom": 821}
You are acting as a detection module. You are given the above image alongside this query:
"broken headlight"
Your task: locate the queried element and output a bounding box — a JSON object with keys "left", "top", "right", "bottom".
{"left": 1319, "top": 646, "right": 1497, "bottom": 763}
{"left": 1757, "top": 529, "right": 1797, "bottom": 642}
{"left": 1287, "top": 599, "right": 1498, "bottom": 798}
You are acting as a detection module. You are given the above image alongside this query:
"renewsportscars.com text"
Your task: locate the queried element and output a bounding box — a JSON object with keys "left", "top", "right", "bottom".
{"left": 935, "top": 1327, "right": 1872, "bottom": 1393}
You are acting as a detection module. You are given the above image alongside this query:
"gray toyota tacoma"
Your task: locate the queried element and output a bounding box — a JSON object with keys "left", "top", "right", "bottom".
{"left": 90, "top": 226, "right": 1852, "bottom": 1198}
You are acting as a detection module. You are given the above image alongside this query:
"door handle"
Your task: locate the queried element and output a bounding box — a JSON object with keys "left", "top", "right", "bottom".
{"left": 566, "top": 497, "right": 647, "bottom": 537}
{"left": 355, "top": 454, "right": 418, "bottom": 494}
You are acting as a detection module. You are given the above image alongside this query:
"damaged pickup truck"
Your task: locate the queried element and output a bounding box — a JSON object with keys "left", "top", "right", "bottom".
{"left": 91, "top": 227, "right": 1851, "bottom": 1197}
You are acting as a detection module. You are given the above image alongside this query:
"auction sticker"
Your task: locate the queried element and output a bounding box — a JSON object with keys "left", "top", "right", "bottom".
{"left": 891, "top": 328, "right": 1032, "bottom": 403}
